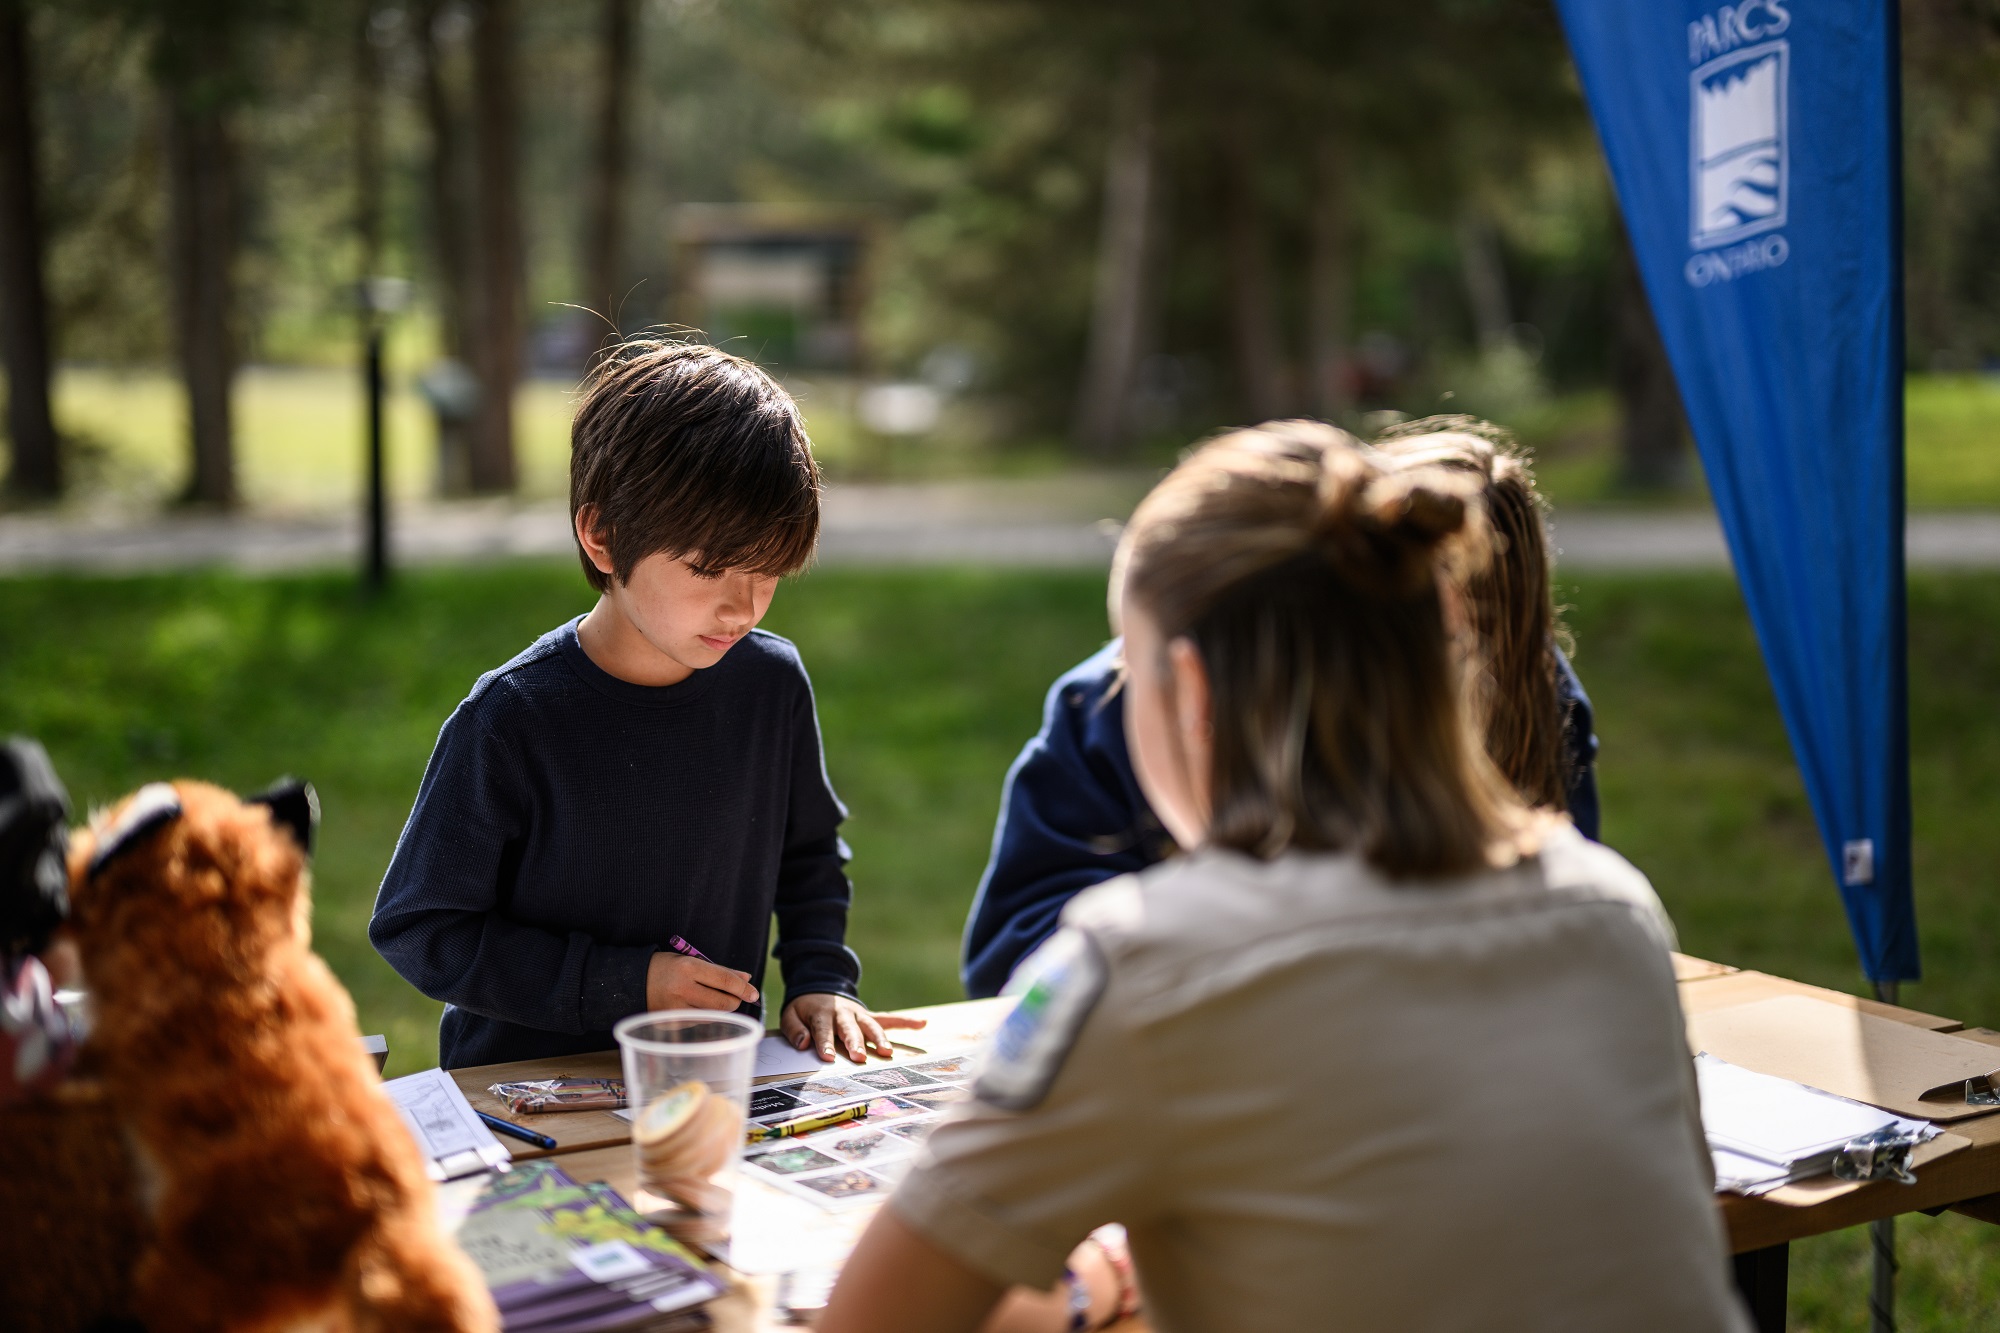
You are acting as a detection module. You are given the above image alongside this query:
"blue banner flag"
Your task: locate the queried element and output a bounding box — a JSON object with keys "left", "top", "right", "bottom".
{"left": 1554, "top": 1, "right": 1916, "bottom": 981}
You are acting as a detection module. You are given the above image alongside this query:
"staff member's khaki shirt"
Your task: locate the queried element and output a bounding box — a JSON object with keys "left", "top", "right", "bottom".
{"left": 894, "top": 826, "right": 1751, "bottom": 1332}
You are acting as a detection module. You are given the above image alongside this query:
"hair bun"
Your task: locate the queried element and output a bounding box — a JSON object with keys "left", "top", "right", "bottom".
{"left": 1306, "top": 462, "right": 1486, "bottom": 597}
{"left": 1361, "top": 473, "right": 1472, "bottom": 545}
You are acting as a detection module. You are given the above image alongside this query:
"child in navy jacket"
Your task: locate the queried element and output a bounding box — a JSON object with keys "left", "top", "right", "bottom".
{"left": 372, "top": 342, "right": 921, "bottom": 1067}
{"left": 962, "top": 420, "right": 1600, "bottom": 999}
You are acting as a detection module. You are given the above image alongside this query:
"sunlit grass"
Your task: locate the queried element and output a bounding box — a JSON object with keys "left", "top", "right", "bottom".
{"left": 1508, "top": 375, "right": 2000, "bottom": 510}
{"left": 1904, "top": 374, "right": 2000, "bottom": 508}
{"left": 50, "top": 364, "right": 579, "bottom": 510}
{"left": 23, "top": 367, "right": 1998, "bottom": 511}
{"left": 32, "top": 362, "right": 1040, "bottom": 510}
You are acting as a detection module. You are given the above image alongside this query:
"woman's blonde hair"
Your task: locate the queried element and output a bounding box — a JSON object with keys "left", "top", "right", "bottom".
{"left": 1374, "top": 417, "right": 1571, "bottom": 813}
{"left": 1112, "top": 420, "right": 1533, "bottom": 879}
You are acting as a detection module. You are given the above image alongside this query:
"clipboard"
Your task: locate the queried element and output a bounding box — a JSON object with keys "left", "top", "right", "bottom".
{"left": 1687, "top": 996, "right": 2000, "bottom": 1123}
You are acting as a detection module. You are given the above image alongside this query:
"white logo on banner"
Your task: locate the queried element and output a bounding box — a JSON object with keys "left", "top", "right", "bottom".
{"left": 1685, "top": 4, "right": 1792, "bottom": 287}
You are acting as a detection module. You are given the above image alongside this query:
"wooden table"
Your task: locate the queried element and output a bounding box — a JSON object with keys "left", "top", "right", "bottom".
{"left": 1674, "top": 957, "right": 2000, "bottom": 1331}
{"left": 451, "top": 998, "right": 1141, "bottom": 1331}
{"left": 452, "top": 962, "right": 2000, "bottom": 1332}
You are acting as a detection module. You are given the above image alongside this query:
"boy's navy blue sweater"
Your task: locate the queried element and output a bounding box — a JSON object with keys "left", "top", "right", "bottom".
{"left": 370, "top": 620, "right": 860, "bottom": 1068}
{"left": 959, "top": 639, "right": 1602, "bottom": 999}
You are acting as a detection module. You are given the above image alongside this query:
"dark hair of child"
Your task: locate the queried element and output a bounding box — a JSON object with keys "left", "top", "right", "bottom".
{"left": 569, "top": 339, "right": 820, "bottom": 591}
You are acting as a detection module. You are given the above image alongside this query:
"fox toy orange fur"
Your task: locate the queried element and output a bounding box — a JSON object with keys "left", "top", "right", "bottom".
{"left": 66, "top": 780, "right": 497, "bottom": 1333}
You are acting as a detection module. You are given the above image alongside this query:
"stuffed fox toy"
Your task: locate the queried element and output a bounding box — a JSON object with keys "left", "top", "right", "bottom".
{"left": 65, "top": 779, "right": 497, "bottom": 1333}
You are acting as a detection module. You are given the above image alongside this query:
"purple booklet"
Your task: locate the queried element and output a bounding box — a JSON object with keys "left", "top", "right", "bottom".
{"left": 456, "top": 1161, "right": 724, "bottom": 1330}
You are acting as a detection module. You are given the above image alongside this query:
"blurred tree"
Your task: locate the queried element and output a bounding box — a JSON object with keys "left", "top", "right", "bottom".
{"left": 1306, "top": 130, "right": 1351, "bottom": 423}
{"left": 1219, "top": 105, "right": 1288, "bottom": 421}
{"left": 159, "top": 17, "right": 243, "bottom": 506}
{"left": 583, "top": 0, "right": 636, "bottom": 337}
{"left": 1457, "top": 209, "right": 1513, "bottom": 352}
{"left": 417, "top": 0, "right": 471, "bottom": 360}
{"left": 416, "top": 0, "right": 475, "bottom": 492}
{"left": 0, "top": 0, "right": 60, "bottom": 499}
{"left": 1611, "top": 223, "right": 1689, "bottom": 490}
{"left": 353, "top": 3, "right": 384, "bottom": 281}
{"left": 1902, "top": 1, "right": 2000, "bottom": 368}
{"left": 468, "top": 0, "right": 519, "bottom": 492}
{"left": 23, "top": 0, "right": 1994, "bottom": 491}
{"left": 1073, "top": 51, "right": 1156, "bottom": 454}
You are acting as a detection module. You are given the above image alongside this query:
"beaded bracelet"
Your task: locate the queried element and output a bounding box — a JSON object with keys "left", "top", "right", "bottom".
{"left": 1084, "top": 1223, "right": 1140, "bottom": 1323}
{"left": 1060, "top": 1266, "right": 1092, "bottom": 1332}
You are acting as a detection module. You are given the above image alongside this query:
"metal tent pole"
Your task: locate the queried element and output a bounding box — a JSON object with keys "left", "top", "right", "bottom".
{"left": 1870, "top": 980, "right": 1900, "bottom": 1333}
{"left": 364, "top": 317, "right": 388, "bottom": 593}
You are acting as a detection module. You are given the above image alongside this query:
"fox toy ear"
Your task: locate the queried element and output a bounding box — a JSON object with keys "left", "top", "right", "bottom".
{"left": 87, "top": 783, "right": 183, "bottom": 881}
{"left": 248, "top": 778, "right": 318, "bottom": 857}
{"left": 0, "top": 738, "right": 73, "bottom": 953}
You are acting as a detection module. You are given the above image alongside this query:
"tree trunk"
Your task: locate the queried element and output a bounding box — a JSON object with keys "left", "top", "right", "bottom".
{"left": 1072, "top": 53, "right": 1156, "bottom": 455}
{"left": 468, "top": 0, "right": 520, "bottom": 493}
{"left": 419, "top": 0, "right": 471, "bottom": 359}
{"left": 1221, "top": 112, "right": 1286, "bottom": 422}
{"left": 1457, "top": 209, "right": 1512, "bottom": 351}
{"left": 1612, "top": 225, "right": 1690, "bottom": 489}
{"left": 1306, "top": 131, "right": 1351, "bottom": 425}
{"left": 585, "top": 0, "right": 636, "bottom": 335}
{"left": 356, "top": 9, "right": 384, "bottom": 279}
{"left": 164, "top": 86, "right": 238, "bottom": 508}
{"left": 418, "top": 0, "right": 475, "bottom": 494}
{"left": 0, "top": 0, "right": 59, "bottom": 499}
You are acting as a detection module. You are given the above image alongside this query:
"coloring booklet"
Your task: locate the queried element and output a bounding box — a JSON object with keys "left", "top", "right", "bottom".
{"left": 456, "top": 1160, "right": 725, "bottom": 1331}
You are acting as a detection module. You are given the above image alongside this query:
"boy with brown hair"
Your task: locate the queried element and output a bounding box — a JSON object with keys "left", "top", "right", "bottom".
{"left": 371, "top": 340, "right": 920, "bottom": 1068}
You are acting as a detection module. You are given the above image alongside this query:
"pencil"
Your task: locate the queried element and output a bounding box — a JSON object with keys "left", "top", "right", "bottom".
{"left": 478, "top": 1109, "right": 558, "bottom": 1150}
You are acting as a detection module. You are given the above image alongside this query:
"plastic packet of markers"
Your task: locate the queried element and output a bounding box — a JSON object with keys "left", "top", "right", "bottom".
{"left": 486, "top": 1076, "right": 626, "bottom": 1114}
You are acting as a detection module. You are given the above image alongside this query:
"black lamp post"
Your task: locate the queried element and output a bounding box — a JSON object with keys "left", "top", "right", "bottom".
{"left": 358, "top": 276, "right": 411, "bottom": 593}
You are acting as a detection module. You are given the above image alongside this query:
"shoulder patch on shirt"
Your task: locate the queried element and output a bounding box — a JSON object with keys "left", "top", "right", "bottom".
{"left": 975, "top": 928, "right": 1108, "bottom": 1112}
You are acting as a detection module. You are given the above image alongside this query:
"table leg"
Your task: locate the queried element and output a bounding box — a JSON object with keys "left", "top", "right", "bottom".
{"left": 1732, "top": 1242, "right": 1788, "bottom": 1333}
{"left": 1870, "top": 1216, "right": 1895, "bottom": 1332}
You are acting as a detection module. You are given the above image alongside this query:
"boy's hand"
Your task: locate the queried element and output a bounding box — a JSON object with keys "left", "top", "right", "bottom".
{"left": 647, "top": 951, "right": 759, "bottom": 1011}
{"left": 782, "top": 993, "right": 928, "bottom": 1063}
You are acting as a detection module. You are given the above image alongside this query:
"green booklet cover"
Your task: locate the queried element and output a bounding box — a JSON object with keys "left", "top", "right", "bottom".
{"left": 457, "top": 1160, "right": 723, "bottom": 1331}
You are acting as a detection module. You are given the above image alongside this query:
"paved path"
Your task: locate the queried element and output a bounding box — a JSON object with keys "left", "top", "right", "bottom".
{"left": 4, "top": 478, "right": 2000, "bottom": 574}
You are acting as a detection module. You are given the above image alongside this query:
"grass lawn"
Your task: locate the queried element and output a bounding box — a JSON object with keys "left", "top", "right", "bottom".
{"left": 1479, "top": 375, "right": 2000, "bottom": 511}
{"left": 37, "top": 364, "right": 1005, "bottom": 510}
{"left": 22, "top": 367, "right": 2000, "bottom": 510}
{"left": 2, "top": 563, "right": 1998, "bottom": 1328}
{"left": 50, "top": 365, "right": 581, "bottom": 510}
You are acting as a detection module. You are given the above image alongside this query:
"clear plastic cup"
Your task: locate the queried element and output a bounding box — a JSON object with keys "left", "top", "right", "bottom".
{"left": 614, "top": 1010, "right": 761, "bottom": 1243}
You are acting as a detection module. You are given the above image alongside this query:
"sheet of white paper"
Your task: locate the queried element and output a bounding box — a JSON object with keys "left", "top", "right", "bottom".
{"left": 383, "top": 1067, "right": 510, "bottom": 1178}
{"left": 1709, "top": 1146, "right": 1797, "bottom": 1195}
{"left": 756, "top": 1033, "right": 841, "bottom": 1080}
{"left": 723, "top": 1177, "right": 873, "bottom": 1274}
{"left": 1695, "top": 1052, "right": 1911, "bottom": 1164}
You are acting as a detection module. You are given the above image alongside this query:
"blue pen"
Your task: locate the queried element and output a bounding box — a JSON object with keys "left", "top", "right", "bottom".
{"left": 478, "top": 1109, "right": 558, "bottom": 1150}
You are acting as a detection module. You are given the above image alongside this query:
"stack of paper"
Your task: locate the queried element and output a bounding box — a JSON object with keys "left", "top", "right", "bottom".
{"left": 455, "top": 1160, "right": 725, "bottom": 1332}
{"left": 1696, "top": 1053, "right": 1937, "bottom": 1195}
{"left": 383, "top": 1067, "right": 513, "bottom": 1181}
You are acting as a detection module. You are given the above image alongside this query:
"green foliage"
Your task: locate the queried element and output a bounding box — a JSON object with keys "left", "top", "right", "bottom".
{"left": 1902, "top": 5, "right": 2000, "bottom": 370}
{"left": 5, "top": 563, "right": 2000, "bottom": 1315}
{"left": 23, "top": 0, "right": 2000, "bottom": 456}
